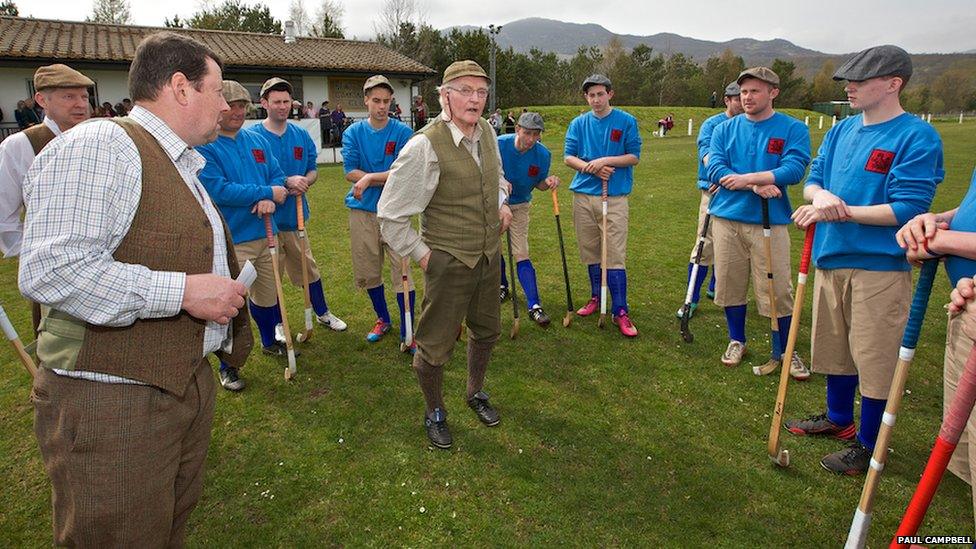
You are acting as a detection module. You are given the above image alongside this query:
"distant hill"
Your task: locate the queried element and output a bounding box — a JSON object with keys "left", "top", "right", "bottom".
{"left": 446, "top": 18, "right": 976, "bottom": 86}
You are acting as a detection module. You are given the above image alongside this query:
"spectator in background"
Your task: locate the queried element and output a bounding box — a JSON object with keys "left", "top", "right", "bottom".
{"left": 317, "top": 100, "right": 332, "bottom": 147}
{"left": 412, "top": 95, "right": 427, "bottom": 130}
{"left": 304, "top": 101, "right": 316, "bottom": 118}
{"left": 330, "top": 104, "right": 346, "bottom": 143}
{"left": 504, "top": 111, "right": 516, "bottom": 134}
{"left": 15, "top": 100, "right": 38, "bottom": 129}
{"left": 489, "top": 108, "right": 502, "bottom": 135}
{"left": 710, "top": 90, "right": 717, "bottom": 108}
{"left": 121, "top": 98, "right": 132, "bottom": 114}
{"left": 100, "top": 102, "right": 117, "bottom": 117}
{"left": 29, "top": 98, "right": 44, "bottom": 121}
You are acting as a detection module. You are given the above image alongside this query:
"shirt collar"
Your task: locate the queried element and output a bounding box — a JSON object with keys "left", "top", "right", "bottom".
{"left": 42, "top": 116, "right": 63, "bottom": 136}
{"left": 439, "top": 112, "right": 483, "bottom": 147}
{"left": 128, "top": 106, "right": 204, "bottom": 171}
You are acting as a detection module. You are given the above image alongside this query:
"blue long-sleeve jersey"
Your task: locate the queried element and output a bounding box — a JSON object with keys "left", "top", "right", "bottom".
{"left": 498, "top": 134, "right": 551, "bottom": 205}
{"left": 247, "top": 122, "right": 317, "bottom": 230}
{"left": 807, "top": 112, "right": 944, "bottom": 272}
{"left": 342, "top": 118, "right": 413, "bottom": 212}
{"left": 198, "top": 131, "right": 285, "bottom": 245}
{"left": 707, "top": 111, "right": 811, "bottom": 225}
{"left": 565, "top": 108, "right": 641, "bottom": 196}
{"left": 946, "top": 168, "right": 976, "bottom": 286}
{"left": 697, "top": 112, "right": 735, "bottom": 190}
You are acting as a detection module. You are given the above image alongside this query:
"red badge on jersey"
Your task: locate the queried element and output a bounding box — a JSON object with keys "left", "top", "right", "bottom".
{"left": 252, "top": 149, "right": 265, "bottom": 163}
{"left": 610, "top": 129, "right": 623, "bottom": 142}
{"left": 293, "top": 146, "right": 303, "bottom": 160}
{"left": 767, "top": 138, "right": 785, "bottom": 155}
{"left": 528, "top": 165, "right": 540, "bottom": 177}
{"left": 385, "top": 141, "right": 396, "bottom": 155}
{"left": 865, "top": 149, "right": 896, "bottom": 174}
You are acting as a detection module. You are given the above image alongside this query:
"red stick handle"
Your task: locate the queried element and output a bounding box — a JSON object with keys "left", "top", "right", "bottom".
{"left": 263, "top": 214, "right": 275, "bottom": 248}
{"left": 799, "top": 224, "right": 816, "bottom": 275}
{"left": 892, "top": 344, "right": 976, "bottom": 546}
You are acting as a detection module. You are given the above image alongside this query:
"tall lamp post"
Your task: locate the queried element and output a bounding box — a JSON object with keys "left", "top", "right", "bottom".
{"left": 488, "top": 23, "right": 502, "bottom": 113}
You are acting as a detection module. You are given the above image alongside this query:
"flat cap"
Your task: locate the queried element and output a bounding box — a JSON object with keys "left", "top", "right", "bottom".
{"left": 724, "top": 81, "right": 741, "bottom": 96}
{"left": 443, "top": 60, "right": 490, "bottom": 84}
{"left": 363, "top": 74, "right": 394, "bottom": 93}
{"left": 222, "top": 80, "right": 251, "bottom": 104}
{"left": 581, "top": 74, "right": 612, "bottom": 92}
{"left": 517, "top": 112, "right": 544, "bottom": 131}
{"left": 33, "top": 64, "right": 94, "bottom": 91}
{"left": 260, "top": 77, "right": 293, "bottom": 98}
{"left": 737, "top": 67, "right": 780, "bottom": 87}
{"left": 833, "top": 44, "right": 912, "bottom": 82}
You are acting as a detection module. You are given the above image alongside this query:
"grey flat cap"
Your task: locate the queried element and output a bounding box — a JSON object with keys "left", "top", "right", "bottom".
{"left": 737, "top": 67, "right": 780, "bottom": 87}
{"left": 581, "top": 74, "right": 612, "bottom": 92}
{"left": 517, "top": 112, "right": 544, "bottom": 131}
{"left": 724, "top": 81, "right": 741, "bottom": 96}
{"left": 833, "top": 44, "right": 913, "bottom": 82}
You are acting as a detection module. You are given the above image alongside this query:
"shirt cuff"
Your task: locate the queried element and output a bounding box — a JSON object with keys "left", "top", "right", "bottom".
{"left": 890, "top": 202, "right": 919, "bottom": 226}
{"left": 146, "top": 271, "right": 186, "bottom": 319}
{"left": 410, "top": 242, "right": 431, "bottom": 264}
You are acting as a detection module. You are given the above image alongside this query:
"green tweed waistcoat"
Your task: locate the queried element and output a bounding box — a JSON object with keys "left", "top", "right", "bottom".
{"left": 419, "top": 118, "right": 500, "bottom": 268}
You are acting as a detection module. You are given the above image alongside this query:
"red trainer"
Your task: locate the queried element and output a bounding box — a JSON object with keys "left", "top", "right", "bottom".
{"left": 576, "top": 296, "right": 599, "bottom": 317}
{"left": 613, "top": 312, "right": 638, "bottom": 337}
{"left": 365, "top": 319, "right": 391, "bottom": 342}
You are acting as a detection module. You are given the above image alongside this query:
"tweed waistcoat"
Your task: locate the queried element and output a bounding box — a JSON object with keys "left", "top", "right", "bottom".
{"left": 24, "top": 123, "right": 56, "bottom": 155}
{"left": 44, "top": 118, "right": 252, "bottom": 396}
{"left": 419, "top": 118, "right": 500, "bottom": 268}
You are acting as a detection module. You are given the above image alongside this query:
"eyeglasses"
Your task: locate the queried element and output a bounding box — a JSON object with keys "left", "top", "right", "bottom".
{"left": 447, "top": 86, "right": 490, "bottom": 99}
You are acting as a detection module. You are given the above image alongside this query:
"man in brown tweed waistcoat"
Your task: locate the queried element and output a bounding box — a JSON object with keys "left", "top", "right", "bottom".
{"left": 20, "top": 32, "right": 251, "bottom": 547}
{"left": 378, "top": 60, "right": 513, "bottom": 450}
{"left": 0, "top": 64, "right": 93, "bottom": 259}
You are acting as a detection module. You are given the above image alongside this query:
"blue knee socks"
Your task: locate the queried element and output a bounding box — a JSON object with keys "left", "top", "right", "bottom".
{"left": 607, "top": 268, "right": 628, "bottom": 315}
{"left": 772, "top": 315, "right": 793, "bottom": 360}
{"left": 587, "top": 264, "right": 600, "bottom": 298}
{"left": 248, "top": 299, "right": 279, "bottom": 348}
{"left": 826, "top": 374, "right": 858, "bottom": 427}
{"left": 708, "top": 272, "right": 716, "bottom": 294}
{"left": 858, "top": 396, "right": 887, "bottom": 450}
{"left": 367, "top": 285, "right": 391, "bottom": 324}
{"left": 308, "top": 279, "right": 329, "bottom": 316}
{"left": 516, "top": 260, "right": 541, "bottom": 309}
{"left": 396, "top": 290, "right": 416, "bottom": 339}
{"left": 724, "top": 304, "right": 746, "bottom": 342}
{"left": 500, "top": 255, "right": 509, "bottom": 288}
{"left": 686, "top": 263, "right": 709, "bottom": 304}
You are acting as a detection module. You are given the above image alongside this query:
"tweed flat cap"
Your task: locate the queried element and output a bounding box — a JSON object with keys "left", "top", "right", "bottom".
{"left": 833, "top": 45, "right": 912, "bottom": 82}
{"left": 33, "top": 64, "right": 94, "bottom": 91}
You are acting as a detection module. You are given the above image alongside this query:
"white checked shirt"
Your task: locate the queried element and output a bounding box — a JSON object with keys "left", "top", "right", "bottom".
{"left": 0, "top": 116, "right": 63, "bottom": 257}
{"left": 20, "top": 106, "right": 232, "bottom": 384}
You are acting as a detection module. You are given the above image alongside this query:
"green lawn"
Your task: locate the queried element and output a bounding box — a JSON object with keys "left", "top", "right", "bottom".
{"left": 1, "top": 109, "right": 974, "bottom": 546}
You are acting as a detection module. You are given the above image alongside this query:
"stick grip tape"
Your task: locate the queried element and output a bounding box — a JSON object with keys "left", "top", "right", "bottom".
{"left": 761, "top": 197, "right": 771, "bottom": 230}
{"left": 900, "top": 260, "right": 938, "bottom": 350}
{"left": 894, "top": 437, "right": 957, "bottom": 544}
{"left": 551, "top": 189, "right": 560, "bottom": 215}
{"left": 940, "top": 345, "right": 976, "bottom": 444}
{"left": 799, "top": 224, "right": 816, "bottom": 275}
{"left": 296, "top": 198, "right": 305, "bottom": 231}
{"left": 263, "top": 214, "right": 275, "bottom": 248}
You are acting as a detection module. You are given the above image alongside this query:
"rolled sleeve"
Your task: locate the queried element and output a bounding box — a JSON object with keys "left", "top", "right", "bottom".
{"left": 706, "top": 124, "right": 734, "bottom": 182}
{"left": 771, "top": 126, "right": 811, "bottom": 186}
{"left": 888, "top": 135, "right": 945, "bottom": 225}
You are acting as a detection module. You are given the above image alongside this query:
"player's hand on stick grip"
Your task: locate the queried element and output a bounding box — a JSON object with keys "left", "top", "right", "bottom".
{"left": 270, "top": 185, "right": 288, "bottom": 204}
{"left": 252, "top": 199, "right": 276, "bottom": 216}
{"left": 182, "top": 274, "right": 246, "bottom": 324}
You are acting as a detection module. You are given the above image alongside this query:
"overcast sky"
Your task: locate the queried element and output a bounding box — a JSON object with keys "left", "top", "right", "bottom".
{"left": 17, "top": 0, "right": 976, "bottom": 54}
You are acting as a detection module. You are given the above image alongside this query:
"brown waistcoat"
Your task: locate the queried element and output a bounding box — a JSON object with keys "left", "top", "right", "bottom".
{"left": 48, "top": 118, "right": 252, "bottom": 396}
{"left": 419, "top": 118, "right": 501, "bottom": 269}
{"left": 23, "top": 123, "right": 56, "bottom": 155}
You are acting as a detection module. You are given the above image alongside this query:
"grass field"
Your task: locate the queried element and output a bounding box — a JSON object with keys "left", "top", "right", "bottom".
{"left": 1, "top": 107, "right": 974, "bottom": 546}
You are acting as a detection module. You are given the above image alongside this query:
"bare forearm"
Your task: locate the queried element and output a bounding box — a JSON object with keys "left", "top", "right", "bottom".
{"left": 605, "top": 154, "right": 639, "bottom": 168}
{"left": 848, "top": 204, "right": 898, "bottom": 226}
{"left": 305, "top": 169, "right": 317, "bottom": 185}
{"left": 804, "top": 184, "right": 823, "bottom": 202}
{"left": 748, "top": 171, "right": 776, "bottom": 187}
{"left": 346, "top": 170, "right": 390, "bottom": 186}
{"left": 929, "top": 229, "right": 976, "bottom": 259}
{"left": 564, "top": 155, "right": 587, "bottom": 171}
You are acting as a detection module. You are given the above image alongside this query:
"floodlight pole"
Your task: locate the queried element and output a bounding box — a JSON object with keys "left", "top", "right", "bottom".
{"left": 488, "top": 24, "right": 502, "bottom": 113}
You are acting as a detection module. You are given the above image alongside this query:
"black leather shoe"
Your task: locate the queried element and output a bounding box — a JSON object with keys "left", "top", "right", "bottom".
{"left": 499, "top": 286, "right": 510, "bottom": 302}
{"left": 467, "top": 391, "right": 500, "bottom": 426}
{"left": 424, "top": 408, "right": 452, "bottom": 449}
{"left": 528, "top": 306, "right": 551, "bottom": 327}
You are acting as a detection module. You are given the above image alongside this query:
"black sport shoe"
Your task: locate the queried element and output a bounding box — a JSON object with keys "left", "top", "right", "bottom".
{"left": 499, "top": 286, "right": 510, "bottom": 302}
{"left": 821, "top": 443, "right": 871, "bottom": 475}
{"left": 785, "top": 412, "right": 856, "bottom": 440}
{"left": 467, "top": 391, "right": 500, "bottom": 426}
{"left": 424, "top": 408, "right": 452, "bottom": 449}
{"left": 528, "top": 306, "right": 551, "bottom": 327}
{"left": 262, "top": 342, "right": 301, "bottom": 357}
{"left": 219, "top": 367, "right": 245, "bottom": 392}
